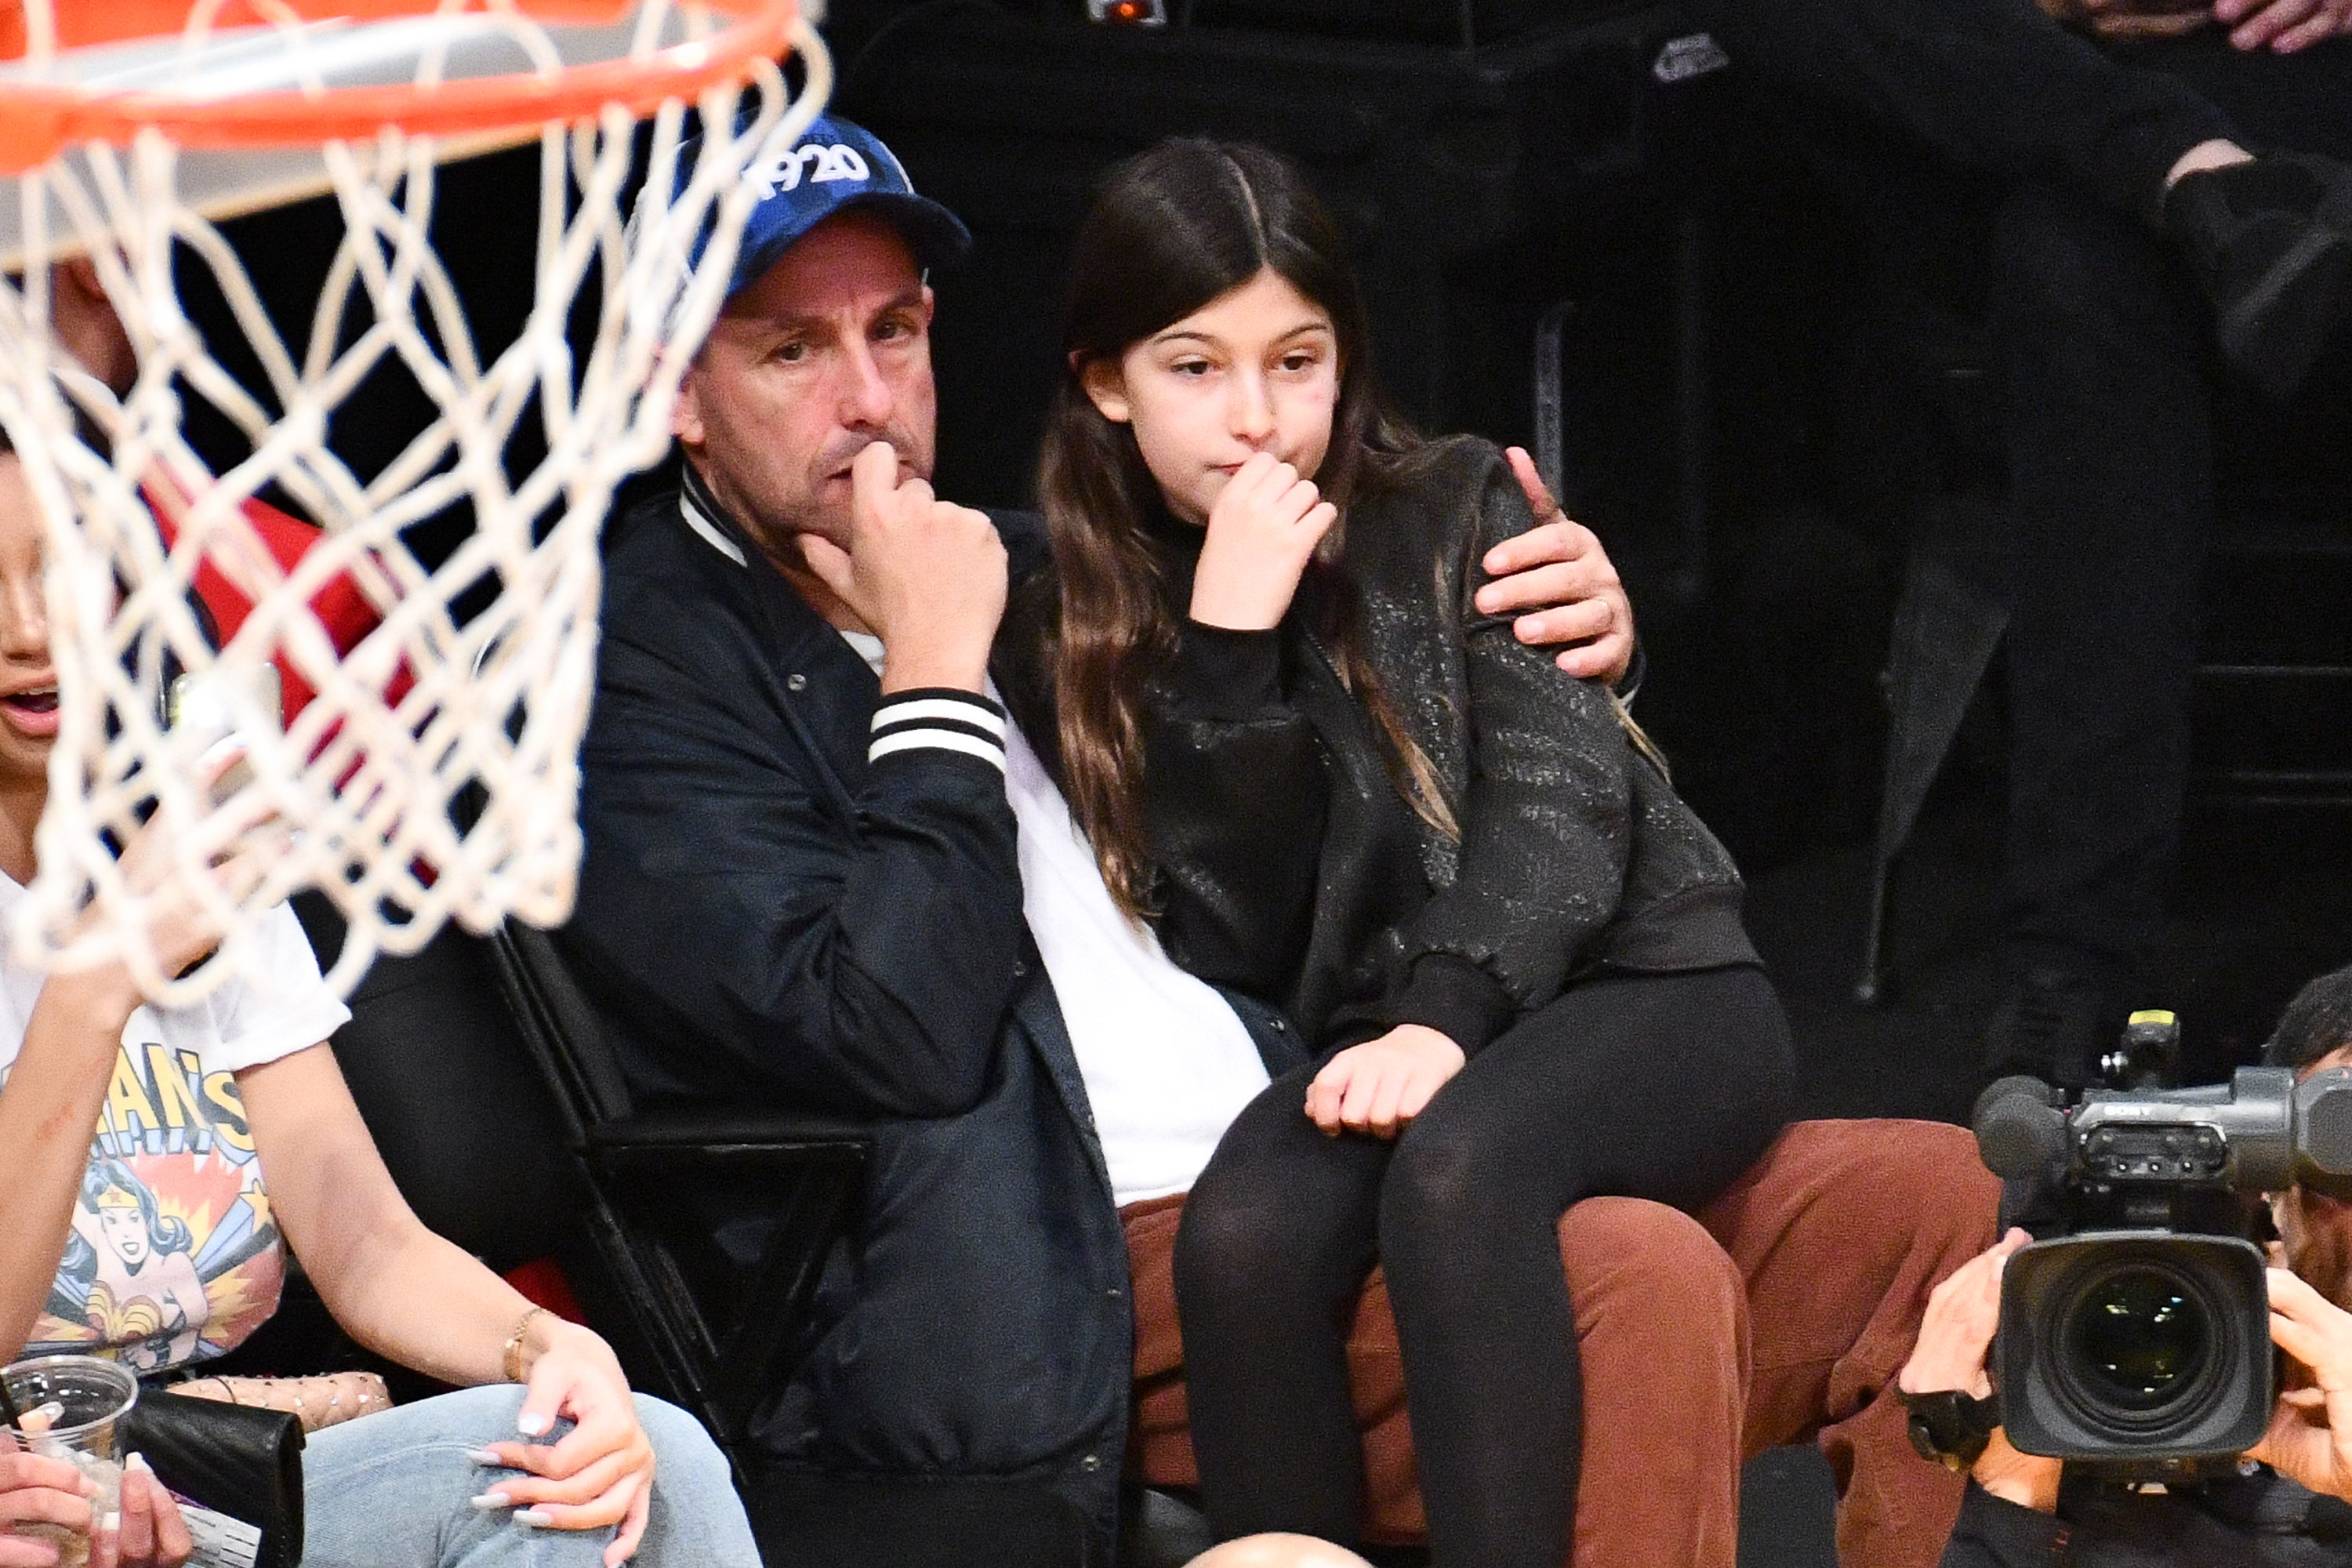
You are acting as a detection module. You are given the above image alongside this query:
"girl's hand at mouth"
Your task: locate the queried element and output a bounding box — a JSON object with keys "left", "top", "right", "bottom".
{"left": 1188, "top": 452, "right": 1337, "bottom": 632}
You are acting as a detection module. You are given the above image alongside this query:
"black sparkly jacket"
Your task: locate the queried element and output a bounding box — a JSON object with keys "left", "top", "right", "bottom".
{"left": 1029, "top": 435, "right": 1760, "bottom": 1057}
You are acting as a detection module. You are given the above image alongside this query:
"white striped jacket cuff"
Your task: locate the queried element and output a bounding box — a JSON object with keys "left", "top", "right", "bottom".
{"left": 869, "top": 688, "right": 1008, "bottom": 774}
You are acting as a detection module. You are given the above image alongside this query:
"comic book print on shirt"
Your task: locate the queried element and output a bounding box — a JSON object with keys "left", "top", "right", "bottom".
{"left": 19, "top": 1033, "right": 282, "bottom": 1374}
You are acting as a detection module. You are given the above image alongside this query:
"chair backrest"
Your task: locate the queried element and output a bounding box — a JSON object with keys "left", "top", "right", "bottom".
{"left": 488, "top": 920, "right": 641, "bottom": 1138}
{"left": 454, "top": 631, "right": 637, "bottom": 1135}
{"left": 304, "top": 898, "right": 587, "bottom": 1271}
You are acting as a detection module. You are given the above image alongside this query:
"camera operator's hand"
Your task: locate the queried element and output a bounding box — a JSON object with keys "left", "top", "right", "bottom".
{"left": 1899, "top": 1229, "right": 2063, "bottom": 1512}
{"left": 2248, "top": 1267, "right": 2352, "bottom": 1501}
{"left": 1901, "top": 1229, "right": 2027, "bottom": 1399}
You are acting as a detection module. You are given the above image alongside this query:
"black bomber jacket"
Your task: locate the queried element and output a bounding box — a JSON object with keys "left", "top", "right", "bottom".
{"left": 564, "top": 475, "right": 1302, "bottom": 1553}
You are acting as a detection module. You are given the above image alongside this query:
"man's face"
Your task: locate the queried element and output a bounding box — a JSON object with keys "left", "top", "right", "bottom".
{"left": 2275, "top": 1043, "right": 2352, "bottom": 1308}
{"left": 673, "top": 211, "right": 938, "bottom": 568}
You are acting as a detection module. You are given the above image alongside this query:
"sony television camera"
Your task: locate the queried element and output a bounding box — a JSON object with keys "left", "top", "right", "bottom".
{"left": 1973, "top": 1013, "right": 2352, "bottom": 1475}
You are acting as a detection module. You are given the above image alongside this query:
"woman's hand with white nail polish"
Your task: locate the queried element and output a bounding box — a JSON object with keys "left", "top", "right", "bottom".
{"left": 0, "top": 1450, "right": 95, "bottom": 1568}
{"left": 468, "top": 1322, "right": 656, "bottom": 1564}
{"left": 90, "top": 1457, "right": 190, "bottom": 1568}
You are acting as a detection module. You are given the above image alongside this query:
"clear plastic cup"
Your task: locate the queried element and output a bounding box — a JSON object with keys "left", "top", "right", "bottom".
{"left": 4, "top": 1356, "right": 136, "bottom": 1568}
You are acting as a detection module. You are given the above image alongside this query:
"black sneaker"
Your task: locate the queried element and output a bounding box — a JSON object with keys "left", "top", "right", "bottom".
{"left": 1982, "top": 965, "right": 2118, "bottom": 1091}
{"left": 2165, "top": 152, "right": 2352, "bottom": 404}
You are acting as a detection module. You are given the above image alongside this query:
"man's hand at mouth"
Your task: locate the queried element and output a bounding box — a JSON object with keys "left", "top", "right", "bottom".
{"left": 798, "top": 441, "right": 1007, "bottom": 696}
{"left": 818, "top": 432, "right": 920, "bottom": 495}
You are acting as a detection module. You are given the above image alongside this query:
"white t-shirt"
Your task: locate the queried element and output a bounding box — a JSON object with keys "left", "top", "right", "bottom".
{"left": 841, "top": 631, "right": 1270, "bottom": 1206}
{"left": 0, "top": 881, "right": 352, "bottom": 1373}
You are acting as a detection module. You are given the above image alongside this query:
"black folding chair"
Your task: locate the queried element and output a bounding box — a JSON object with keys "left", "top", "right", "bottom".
{"left": 488, "top": 924, "right": 1150, "bottom": 1567}
{"left": 483, "top": 920, "right": 869, "bottom": 1455}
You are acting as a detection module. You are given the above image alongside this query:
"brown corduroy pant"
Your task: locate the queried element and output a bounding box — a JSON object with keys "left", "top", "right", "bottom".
{"left": 1124, "top": 1118, "right": 2001, "bottom": 1568}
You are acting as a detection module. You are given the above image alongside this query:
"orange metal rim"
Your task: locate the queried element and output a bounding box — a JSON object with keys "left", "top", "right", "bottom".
{"left": 0, "top": 1, "right": 798, "bottom": 173}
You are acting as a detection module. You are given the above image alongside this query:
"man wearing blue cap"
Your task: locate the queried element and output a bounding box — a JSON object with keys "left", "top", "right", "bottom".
{"left": 561, "top": 115, "right": 1642, "bottom": 1556}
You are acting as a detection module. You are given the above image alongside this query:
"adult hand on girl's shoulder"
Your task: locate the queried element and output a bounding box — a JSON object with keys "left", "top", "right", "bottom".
{"left": 1190, "top": 452, "right": 1337, "bottom": 632}
{"left": 1477, "top": 448, "right": 1635, "bottom": 688}
{"left": 474, "top": 1322, "right": 657, "bottom": 1566}
{"left": 1305, "top": 1025, "right": 1465, "bottom": 1140}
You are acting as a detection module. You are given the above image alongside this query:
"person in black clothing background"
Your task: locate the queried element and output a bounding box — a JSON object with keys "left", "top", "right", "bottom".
{"left": 1691, "top": 0, "right": 2352, "bottom": 1086}
{"left": 1903, "top": 960, "right": 2352, "bottom": 1565}
{"left": 1019, "top": 137, "right": 1998, "bottom": 1568}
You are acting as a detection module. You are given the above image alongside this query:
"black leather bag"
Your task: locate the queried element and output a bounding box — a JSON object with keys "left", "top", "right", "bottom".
{"left": 120, "top": 1388, "right": 304, "bottom": 1568}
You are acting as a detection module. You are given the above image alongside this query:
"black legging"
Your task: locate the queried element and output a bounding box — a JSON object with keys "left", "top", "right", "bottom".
{"left": 1172, "top": 964, "right": 1797, "bottom": 1568}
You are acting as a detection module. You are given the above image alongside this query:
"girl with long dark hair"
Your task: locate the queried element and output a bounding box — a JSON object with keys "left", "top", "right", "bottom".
{"left": 1027, "top": 138, "right": 1798, "bottom": 1566}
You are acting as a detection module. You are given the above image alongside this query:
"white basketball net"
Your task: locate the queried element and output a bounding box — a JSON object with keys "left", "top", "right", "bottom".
{"left": 0, "top": 2, "right": 827, "bottom": 999}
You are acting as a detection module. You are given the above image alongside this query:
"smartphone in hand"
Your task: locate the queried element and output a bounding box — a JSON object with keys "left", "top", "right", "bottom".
{"left": 165, "top": 666, "right": 282, "bottom": 806}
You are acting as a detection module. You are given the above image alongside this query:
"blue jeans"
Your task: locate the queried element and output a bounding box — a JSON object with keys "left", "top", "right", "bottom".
{"left": 298, "top": 1385, "right": 759, "bottom": 1567}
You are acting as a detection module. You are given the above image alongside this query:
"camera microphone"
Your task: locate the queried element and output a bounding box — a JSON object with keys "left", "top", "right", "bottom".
{"left": 2294, "top": 1066, "right": 2352, "bottom": 1186}
{"left": 1973, "top": 1075, "right": 2068, "bottom": 1181}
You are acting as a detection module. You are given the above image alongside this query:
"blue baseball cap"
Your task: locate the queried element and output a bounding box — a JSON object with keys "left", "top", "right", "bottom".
{"left": 704, "top": 115, "right": 971, "bottom": 299}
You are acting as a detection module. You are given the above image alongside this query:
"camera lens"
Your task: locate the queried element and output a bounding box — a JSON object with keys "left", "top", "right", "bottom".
{"left": 2062, "top": 1266, "right": 2210, "bottom": 1412}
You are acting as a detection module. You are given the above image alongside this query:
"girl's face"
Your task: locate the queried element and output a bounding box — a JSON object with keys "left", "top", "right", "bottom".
{"left": 0, "top": 455, "right": 56, "bottom": 789}
{"left": 1082, "top": 267, "right": 1341, "bottom": 527}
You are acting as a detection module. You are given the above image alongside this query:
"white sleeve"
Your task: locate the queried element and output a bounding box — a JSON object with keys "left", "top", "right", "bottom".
{"left": 176, "top": 902, "right": 353, "bottom": 1076}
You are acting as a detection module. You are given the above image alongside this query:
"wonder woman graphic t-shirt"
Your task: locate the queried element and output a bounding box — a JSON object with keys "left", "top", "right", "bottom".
{"left": 0, "top": 885, "right": 350, "bottom": 1373}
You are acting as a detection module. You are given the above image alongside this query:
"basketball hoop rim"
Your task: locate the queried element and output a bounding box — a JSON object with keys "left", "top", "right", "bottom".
{"left": 0, "top": 0, "right": 799, "bottom": 174}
